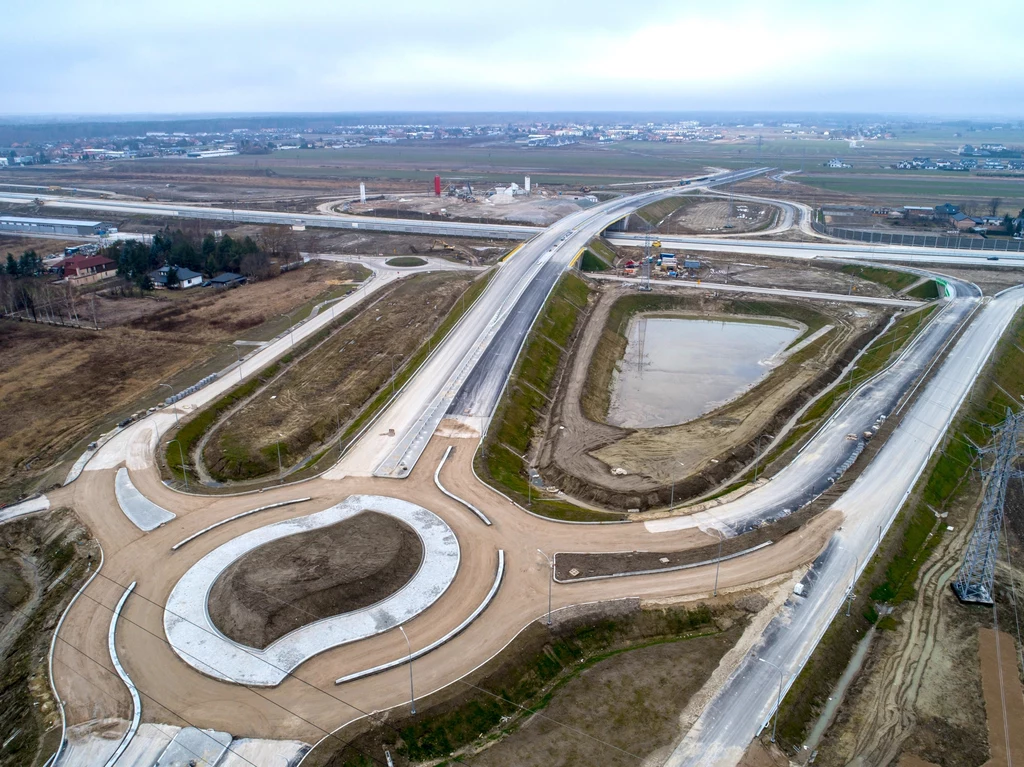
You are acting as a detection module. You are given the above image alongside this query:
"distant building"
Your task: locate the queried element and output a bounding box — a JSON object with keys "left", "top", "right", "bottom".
{"left": 209, "top": 272, "right": 247, "bottom": 288}
{"left": 0, "top": 215, "right": 106, "bottom": 236}
{"left": 951, "top": 212, "right": 980, "bottom": 231}
{"left": 62, "top": 254, "right": 116, "bottom": 285}
{"left": 826, "top": 158, "right": 851, "bottom": 168}
{"left": 150, "top": 265, "right": 203, "bottom": 289}
{"left": 934, "top": 203, "right": 960, "bottom": 219}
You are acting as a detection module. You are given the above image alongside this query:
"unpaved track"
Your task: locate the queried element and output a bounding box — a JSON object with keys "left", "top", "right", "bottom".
{"left": 53, "top": 435, "right": 837, "bottom": 742}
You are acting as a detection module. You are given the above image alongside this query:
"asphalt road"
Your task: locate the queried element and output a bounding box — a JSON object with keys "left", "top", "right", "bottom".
{"left": 0, "top": 191, "right": 540, "bottom": 240}
{"left": 608, "top": 233, "right": 1024, "bottom": 268}
{"left": 667, "top": 285, "right": 1024, "bottom": 766}
{"left": 333, "top": 167, "right": 771, "bottom": 479}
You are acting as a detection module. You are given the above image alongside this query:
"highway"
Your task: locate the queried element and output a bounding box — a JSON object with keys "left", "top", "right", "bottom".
{"left": 331, "top": 167, "right": 771, "bottom": 479}
{"left": 25, "top": 166, "right": 1024, "bottom": 767}
{"left": 0, "top": 190, "right": 540, "bottom": 240}
{"left": 667, "top": 285, "right": 1024, "bottom": 765}
{"left": 608, "top": 233, "right": 1024, "bottom": 267}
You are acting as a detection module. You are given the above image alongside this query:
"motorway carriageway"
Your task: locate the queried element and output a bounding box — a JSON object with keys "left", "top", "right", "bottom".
{"left": 667, "top": 284, "right": 1024, "bottom": 766}
{"left": 329, "top": 168, "right": 770, "bottom": 479}
{"left": 608, "top": 233, "right": 1024, "bottom": 268}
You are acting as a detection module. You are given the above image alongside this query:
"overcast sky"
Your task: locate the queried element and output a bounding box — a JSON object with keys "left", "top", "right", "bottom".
{"left": 4, "top": 0, "right": 1022, "bottom": 117}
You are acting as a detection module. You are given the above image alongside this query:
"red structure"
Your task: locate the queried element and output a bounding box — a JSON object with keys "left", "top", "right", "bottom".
{"left": 434, "top": 174, "right": 442, "bottom": 197}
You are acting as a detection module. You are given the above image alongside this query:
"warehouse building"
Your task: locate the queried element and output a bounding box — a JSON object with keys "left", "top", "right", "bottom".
{"left": 0, "top": 215, "right": 108, "bottom": 236}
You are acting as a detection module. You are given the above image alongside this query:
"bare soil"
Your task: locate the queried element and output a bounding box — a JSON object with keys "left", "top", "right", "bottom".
{"left": 342, "top": 191, "right": 585, "bottom": 226}
{"left": 659, "top": 198, "right": 774, "bottom": 234}
{"left": 0, "top": 260, "right": 361, "bottom": 504}
{"left": 207, "top": 511, "right": 423, "bottom": 649}
{"left": 977, "top": 628, "right": 1024, "bottom": 767}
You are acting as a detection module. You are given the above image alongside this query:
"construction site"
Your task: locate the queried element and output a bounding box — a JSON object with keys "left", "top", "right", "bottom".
{"left": 2, "top": 150, "right": 1024, "bottom": 767}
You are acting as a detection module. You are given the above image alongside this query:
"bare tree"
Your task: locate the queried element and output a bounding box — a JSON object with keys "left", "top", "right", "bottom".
{"left": 990, "top": 198, "right": 1002, "bottom": 217}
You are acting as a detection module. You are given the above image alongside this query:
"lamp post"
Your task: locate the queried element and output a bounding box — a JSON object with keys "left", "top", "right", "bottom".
{"left": 537, "top": 549, "right": 554, "bottom": 626}
{"left": 398, "top": 625, "right": 416, "bottom": 715}
{"left": 276, "top": 441, "right": 283, "bottom": 479}
{"left": 391, "top": 354, "right": 403, "bottom": 396}
{"left": 158, "top": 384, "right": 178, "bottom": 427}
{"left": 168, "top": 440, "right": 188, "bottom": 490}
{"left": 758, "top": 657, "right": 785, "bottom": 744}
{"left": 228, "top": 344, "right": 243, "bottom": 382}
{"left": 753, "top": 434, "right": 776, "bottom": 480}
{"left": 669, "top": 461, "right": 685, "bottom": 510}
{"left": 713, "top": 526, "right": 724, "bottom": 596}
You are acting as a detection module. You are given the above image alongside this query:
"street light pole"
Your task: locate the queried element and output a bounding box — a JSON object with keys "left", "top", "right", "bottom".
{"left": 398, "top": 625, "right": 416, "bottom": 715}
{"left": 229, "top": 345, "right": 243, "bottom": 382}
{"left": 537, "top": 549, "right": 554, "bottom": 626}
{"left": 158, "top": 383, "right": 178, "bottom": 427}
{"left": 168, "top": 440, "right": 188, "bottom": 490}
{"left": 391, "top": 354, "right": 403, "bottom": 396}
{"left": 753, "top": 434, "right": 776, "bottom": 480}
{"left": 758, "top": 657, "right": 785, "bottom": 744}
{"left": 714, "top": 527, "right": 724, "bottom": 596}
{"left": 277, "top": 442, "right": 283, "bottom": 479}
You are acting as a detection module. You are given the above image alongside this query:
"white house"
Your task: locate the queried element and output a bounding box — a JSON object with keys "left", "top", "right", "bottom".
{"left": 150, "top": 265, "right": 203, "bottom": 289}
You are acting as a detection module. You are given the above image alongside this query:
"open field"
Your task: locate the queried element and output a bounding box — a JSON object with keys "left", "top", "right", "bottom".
{"left": 208, "top": 511, "right": 423, "bottom": 649}
{"left": 0, "top": 260, "right": 364, "bottom": 504}
{"left": 795, "top": 173, "right": 1024, "bottom": 214}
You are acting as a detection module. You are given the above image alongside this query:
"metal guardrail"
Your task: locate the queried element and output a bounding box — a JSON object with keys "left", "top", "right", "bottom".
{"left": 812, "top": 220, "right": 1024, "bottom": 251}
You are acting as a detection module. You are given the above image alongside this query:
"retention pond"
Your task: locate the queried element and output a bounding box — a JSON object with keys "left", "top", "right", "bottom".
{"left": 607, "top": 315, "right": 801, "bottom": 429}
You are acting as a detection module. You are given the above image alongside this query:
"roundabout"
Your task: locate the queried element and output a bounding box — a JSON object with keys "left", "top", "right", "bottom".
{"left": 163, "top": 495, "right": 459, "bottom": 686}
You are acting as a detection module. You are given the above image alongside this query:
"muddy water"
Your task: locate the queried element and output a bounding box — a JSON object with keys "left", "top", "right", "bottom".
{"left": 607, "top": 316, "right": 800, "bottom": 429}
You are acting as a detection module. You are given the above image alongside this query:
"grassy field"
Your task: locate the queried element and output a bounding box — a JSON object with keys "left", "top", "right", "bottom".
{"left": 773, "top": 305, "right": 1024, "bottom": 749}
{"left": 201, "top": 272, "right": 473, "bottom": 481}
{"left": 796, "top": 173, "right": 1024, "bottom": 211}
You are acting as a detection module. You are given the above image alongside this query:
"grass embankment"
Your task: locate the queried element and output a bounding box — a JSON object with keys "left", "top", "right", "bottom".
{"left": 632, "top": 196, "right": 689, "bottom": 226}
{"left": 907, "top": 279, "right": 941, "bottom": 300}
{"left": 772, "top": 307, "right": 1024, "bottom": 748}
{"left": 313, "top": 605, "right": 718, "bottom": 767}
{"left": 478, "top": 273, "right": 615, "bottom": 521}
{"left": 744, "top": 305, "right": 939, "bottom": 485}
{"left": 580, "top": 249, "right": 611, "bottom": 272}
{"left": 581, "top": 292, "right": 830, "bottom": 423}
{"left": 840, "top": 264, "right": 917, "bottom": 292}
{"left": 385, "top": 256, "right": 427, "bottom": 267}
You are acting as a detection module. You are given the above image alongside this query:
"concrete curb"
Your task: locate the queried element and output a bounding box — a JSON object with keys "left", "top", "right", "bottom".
{"left": 433, "top": 446, "right": 491, "bottom": 525}
{"left": 115, "top": 468, "right": 175, "bottom": 531}
{"left": 47, "top": 547, "right": 105, "bottom": 767}
{"left": 552, "top": 541, "right": 773, "bottom": 584}
{"left": 170, "top": 498, "right": 312, "bottom": 551}
{"left": 104, "top": 581, "right": 140, "bottom": 767}
{"left": 335, "top": 549, "right": 505, "bottom": 684}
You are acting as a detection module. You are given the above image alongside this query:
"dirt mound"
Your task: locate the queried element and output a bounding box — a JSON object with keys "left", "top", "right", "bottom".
{"left": 208, "top": 511, "right": 423, "bottom": 649}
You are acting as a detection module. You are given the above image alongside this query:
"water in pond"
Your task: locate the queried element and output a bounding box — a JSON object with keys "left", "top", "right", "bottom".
{"left": 607, "top": 316, "right": 800, "bottom": 429}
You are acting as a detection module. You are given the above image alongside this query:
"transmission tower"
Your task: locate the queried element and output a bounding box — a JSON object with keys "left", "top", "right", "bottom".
{"left": 953, "top": 409, "right": 1024, "bottom": 605}
{"left": 638, "top": 226, "right": 653, "bottom": 292}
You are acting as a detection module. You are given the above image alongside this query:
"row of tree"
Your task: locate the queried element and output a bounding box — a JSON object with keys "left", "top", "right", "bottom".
{"left": 107, "top": 225, "right": 298, "bottom": 292}
{"left": 4, "top": 250, "right": 43, "bottom": 278}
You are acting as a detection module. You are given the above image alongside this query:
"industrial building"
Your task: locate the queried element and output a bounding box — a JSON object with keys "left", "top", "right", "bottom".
{"left": 0, "top": 215, "right": 108, "bottom": 237}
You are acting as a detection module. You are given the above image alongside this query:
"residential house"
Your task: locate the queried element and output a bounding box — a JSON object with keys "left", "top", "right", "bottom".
{"left": 62, "top": 254, "right": 116, "bottom": 285}
{"left": 934, "top": 203, "right": 961, "bottom": 219}
{"left": 951, "top": 212, "right": 980, "bottom": 231}
{"left": 150, "top": 265, "right": 203, "bottom": 289}
{"left": 209, "top": 272, "right": 247, "bottom": 288}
